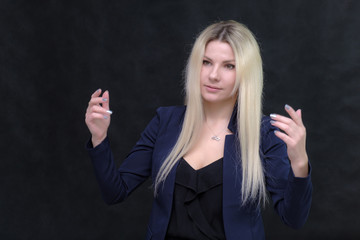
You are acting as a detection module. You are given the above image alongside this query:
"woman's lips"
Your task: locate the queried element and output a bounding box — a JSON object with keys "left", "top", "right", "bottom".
{"left": 204, "top": 85, "right": 221, "bottom": 92}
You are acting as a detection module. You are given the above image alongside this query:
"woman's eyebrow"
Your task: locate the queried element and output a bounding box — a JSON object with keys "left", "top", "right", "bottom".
{"left": 203, "top": 56, "right": 235, "bottom": 63}
{"left": 203, "top": 56, "right": 212, "bottom": 61}
{"left": 223, "top": 60, "right": 235, "bottom": 63}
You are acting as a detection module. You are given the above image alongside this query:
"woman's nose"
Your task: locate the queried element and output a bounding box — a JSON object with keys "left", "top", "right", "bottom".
{"left": 209, "top": 66, "right": 219, "bottom": 81}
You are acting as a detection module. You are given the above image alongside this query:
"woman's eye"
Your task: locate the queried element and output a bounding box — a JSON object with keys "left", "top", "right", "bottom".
{"left": 225, "top": 64, "right": 235, "bottom": 70}
{"left": 203, "top": 60, "right": 211, "bottom": 65}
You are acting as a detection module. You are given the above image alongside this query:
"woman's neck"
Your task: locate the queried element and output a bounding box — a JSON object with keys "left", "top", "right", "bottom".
{"left": 203, "top": 100, "right": 236, "bottom": 125}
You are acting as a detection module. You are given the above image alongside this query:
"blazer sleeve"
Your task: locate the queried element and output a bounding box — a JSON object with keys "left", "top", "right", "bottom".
{"left": 261, "top": 116, "right": 312, "bottom": 229}
{"left": 86, "top": 108, "right": 161, "bottom": 205}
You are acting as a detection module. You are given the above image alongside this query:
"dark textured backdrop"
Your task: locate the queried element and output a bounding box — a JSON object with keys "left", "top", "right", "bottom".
{"left": 1, "top": 0, "right": 359, "bottom": 239}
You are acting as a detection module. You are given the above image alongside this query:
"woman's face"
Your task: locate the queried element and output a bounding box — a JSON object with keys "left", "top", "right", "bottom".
{"left": 200, "top": 40, "right": 237, "bottom": 106}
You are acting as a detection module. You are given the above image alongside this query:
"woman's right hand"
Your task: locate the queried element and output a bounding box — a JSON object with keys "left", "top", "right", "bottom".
{"left": 85, "top": 89, "right": 112, "bottom": 147}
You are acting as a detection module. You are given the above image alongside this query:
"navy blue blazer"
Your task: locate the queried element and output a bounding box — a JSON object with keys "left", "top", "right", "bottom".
{"left": 87, "top": 106, "right": 312, "bottom": 240}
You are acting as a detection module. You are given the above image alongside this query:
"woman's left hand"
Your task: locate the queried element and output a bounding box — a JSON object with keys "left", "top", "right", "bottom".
{"left": 270, "top": 104, "right": 309, "bottom": 177}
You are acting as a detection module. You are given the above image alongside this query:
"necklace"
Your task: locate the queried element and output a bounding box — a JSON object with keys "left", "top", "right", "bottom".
{"left": 206, "top": 122, "right": 228, "bottom": 141}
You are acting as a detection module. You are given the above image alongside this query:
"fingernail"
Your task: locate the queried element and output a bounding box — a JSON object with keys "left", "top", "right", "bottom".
{"left": 270, "top": 114, "right": 277, "bottom": 118}
{"left": 270, "top": 120, "right": 276, "bottom": 124}
{"left": 103, "top": 98, "right": 108, "bottom": 102}
{"left": 103, "top": 115, "right": 108, "bottom": 119}
{"left": 274, "top": 130, "right": 278, "bottom": 134}
{"left": 285, "top": 104, "right": 291, "bottom": 110}
{"left": 106, "top": 110, "right": 113, "bottom": 114}
{"left": 96, "top": 88, "right": 101, "bottom": 92}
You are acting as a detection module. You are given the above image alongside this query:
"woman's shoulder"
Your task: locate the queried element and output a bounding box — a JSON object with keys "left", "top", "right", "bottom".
{"left": 260, "top": 114, "right": 286, "bottom": 151}
{"left": 156, "top": 105, "right": 186, "bottom": 113}
{"left": 156, "top": 105, "right": 186, "bottom": 118}
{"left": 260, "top": 115, "right": 272, "bottom": 134}
{"left": 153, "top": 105, "right": 187, "bottom": 127}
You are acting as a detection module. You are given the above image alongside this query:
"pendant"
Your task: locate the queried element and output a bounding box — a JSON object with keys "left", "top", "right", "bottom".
{"left": 211, "top": 136, "right": 221, "bottom": 141}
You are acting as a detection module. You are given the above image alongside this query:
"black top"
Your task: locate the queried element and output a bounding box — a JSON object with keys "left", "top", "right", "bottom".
{"left": 166, "top": 158, "right": 225, "bottom": 240}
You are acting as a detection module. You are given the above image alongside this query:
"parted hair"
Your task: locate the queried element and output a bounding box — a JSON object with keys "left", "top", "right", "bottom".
{"left": 154, "top": 20, "right": 266, "bottom": 206}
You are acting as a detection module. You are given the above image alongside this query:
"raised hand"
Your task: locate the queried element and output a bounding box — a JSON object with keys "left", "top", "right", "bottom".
{"left": 270, "top": 104, "right": 309, "bottom": 177}
{"left": 85, "top": 89, "right": 112, "bottom": 147}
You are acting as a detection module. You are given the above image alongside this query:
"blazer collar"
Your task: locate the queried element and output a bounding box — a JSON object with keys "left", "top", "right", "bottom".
{"left": 227, "top": 104, "right": 238, "bottom": 134}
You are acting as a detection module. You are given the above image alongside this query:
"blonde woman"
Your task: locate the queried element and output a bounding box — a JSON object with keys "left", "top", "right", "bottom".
{"left": 85, "top": 20, "right": 312, "bottom": 240}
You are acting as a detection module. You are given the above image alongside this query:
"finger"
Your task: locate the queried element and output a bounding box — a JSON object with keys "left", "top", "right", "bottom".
{"left": 90, "top": 105, "right": 113, "bottom": 116}
{"left": 274, "top": 129, "right": 293, "bottom": 146}
{"left": 296, "top": 109, "right": 304, "bottom": 125}
{"left": 270, "top": 120, "right": 295, "bottom": 137}
{"left": 88, "top": 96, "right": 109, "bottom": 107}
{"left": 270, "top": 113, "right": 292, "bottom": 125}
{"left": 91, "top": 88, "right": 102, "bottom": 98}
{"left": 86, "top": 111, "right": 111, "bottom": 121}
{"left": 101, "top": 90, "right": 110, "bottom": 110}
{"left": 284, "top": 104, "right": 303, "bottom": 126}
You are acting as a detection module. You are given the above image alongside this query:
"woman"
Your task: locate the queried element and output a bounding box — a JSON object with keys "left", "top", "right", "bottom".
{"left": 85, "top": 20, "right": 312, "bottom": 240}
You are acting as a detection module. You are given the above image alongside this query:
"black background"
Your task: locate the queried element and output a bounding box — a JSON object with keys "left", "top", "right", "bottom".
{"left": 1, "top": 0, "right": 359, "bottom": 239}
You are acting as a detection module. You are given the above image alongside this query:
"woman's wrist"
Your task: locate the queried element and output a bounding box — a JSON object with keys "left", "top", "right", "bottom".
{"left": 91, "top": 135, "right": 107, "bottom": 148}
{"left": 290, "top": 156, "right": 309, "bottom": 178}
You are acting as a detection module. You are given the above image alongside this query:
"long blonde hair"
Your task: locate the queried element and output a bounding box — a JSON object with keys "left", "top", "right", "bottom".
{"left": 154, "top": 20, "right": 266, "bottom": 206}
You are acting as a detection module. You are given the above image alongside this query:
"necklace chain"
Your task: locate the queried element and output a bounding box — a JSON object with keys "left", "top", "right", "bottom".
{"left": 205, "top": 122, "right": 227, "bottom": 141}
